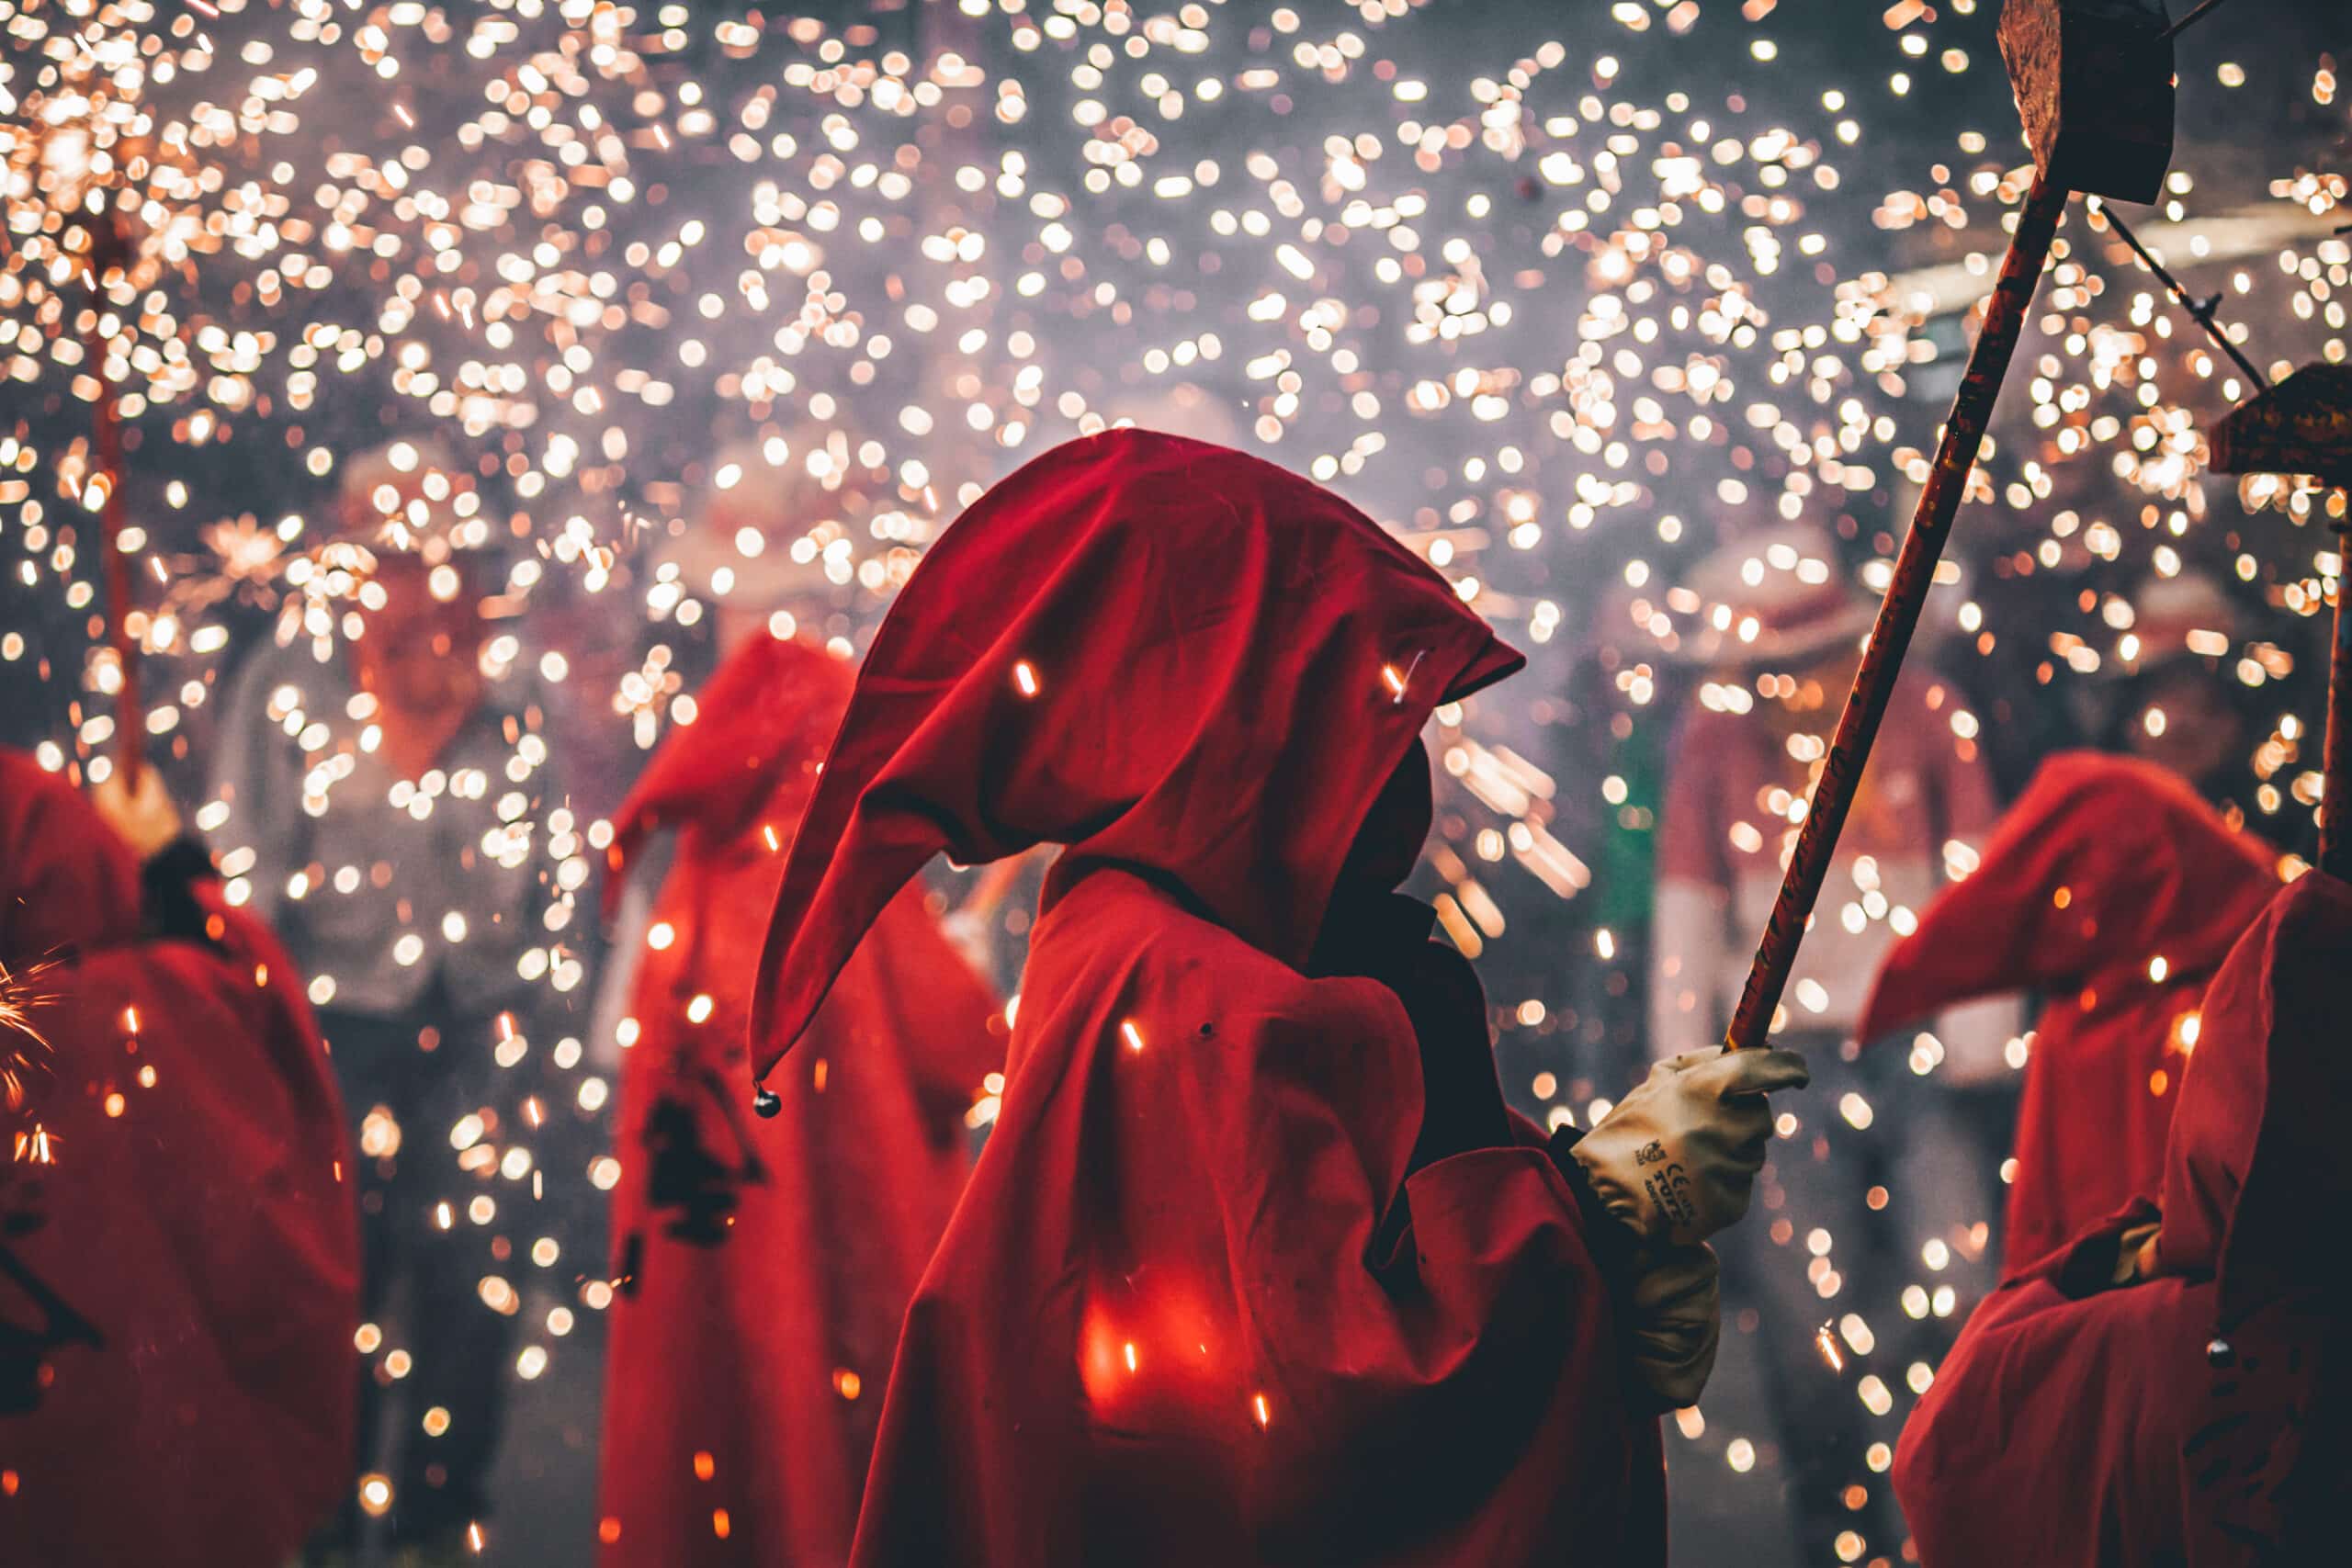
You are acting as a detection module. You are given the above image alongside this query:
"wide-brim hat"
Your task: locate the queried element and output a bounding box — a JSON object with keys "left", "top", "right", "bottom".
{"left": 658, "top": 433, "right": 859, "bottom": 607}
{"left": 1668, "top": 521, "right": 1877, "bottom": 667}
{"left": 2105, "top": 569, "right": 2240, "bottom": 679}
{"left": 330, "top": 436, "right": 485, "bottom": 561}
{"left": 1096, "top": 382, "right": 1245, "bottom": 448}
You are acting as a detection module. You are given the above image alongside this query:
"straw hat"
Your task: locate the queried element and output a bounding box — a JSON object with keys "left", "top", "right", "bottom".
{"left": 1671, "top": 521, "right": 1878, "bottom": 667}
{"left": 333, "top": 436, "right": 484, "bottom": 560}
{"left": 1097, "top": 382, "right": 1245, "bottom": 448}
{"left": 2110, "top": 570, "right": 2239, "bottom": 676}
{"left": 660, "top": 432, "right": 863, "bottom": 607}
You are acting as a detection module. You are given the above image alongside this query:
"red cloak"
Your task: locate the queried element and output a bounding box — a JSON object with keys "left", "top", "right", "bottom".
{"left": 1893, "top": 870, "right": 2351, "bottom": 1566}
{"left": 0, "top": 752, "right": 356, "bottom": 1566}
{"left": 1859, "top": 751, "right": 2277, "bottom": 1274}
{"left": 752, "top": 431, "right": 1664, "bottom": 1566}
{"left": 595, "top": 635, "right": 1001, "bottom": 1566}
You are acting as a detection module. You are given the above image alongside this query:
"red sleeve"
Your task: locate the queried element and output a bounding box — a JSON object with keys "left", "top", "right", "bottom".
{"left": 1655, "top": 708, "right": 1729, "bottom": 889}
{"left": 1894, "top": 1217, "right": 2206, "bottom": 1568}
{"left": 1923, "top": 682, "right": 2002, "bottom": 846}
{"left": 1131, "top": 935, "right": 1657, "bottom": 1558}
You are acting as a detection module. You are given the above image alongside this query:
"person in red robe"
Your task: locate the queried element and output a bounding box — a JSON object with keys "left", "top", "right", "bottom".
{"left": 1893, "top": 867, "right": 2349, "bottom": 1565}
{"left": 0, "top": 751, "right": 356, "bottom": 1566}
{"left": 1860, "top": 750, "right": 2279, "bottom": 1275}
{"left": 594, "top": 621, "right": 1002, "bottom": 1559}
{"left": 747, "top": 429, "right": 1808, "bottom": 1566}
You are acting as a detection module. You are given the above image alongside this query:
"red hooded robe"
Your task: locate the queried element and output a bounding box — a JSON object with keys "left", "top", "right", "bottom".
{"left": 1859, "top": 751, "right": 2278, "bottom": 1275}
{"left": 1893, "top": 870, "right": 2351, "bottom": 1566}
{"left": 751, "top": 431, "right": 1664, "bottom": 1567}
{"left": 0, "top": 751, "right": 356, "bottom": 1566}
{"left": 595, "top": 635, "right": 1001, "bottom": 1566}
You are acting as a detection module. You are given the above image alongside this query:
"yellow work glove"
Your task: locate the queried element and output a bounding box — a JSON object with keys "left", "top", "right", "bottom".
{"left": 1569, "top": 1048, "right": 1810, "bottom": 1247}
{"left": 1626, "top": 1241, "right": 1721, "bottom": 1412}
{"left": 2111, "top": 1218, "right": 2163, "bottom": 1288}
{"left": 90, "top": 764, "right": 183, "bottom": 862}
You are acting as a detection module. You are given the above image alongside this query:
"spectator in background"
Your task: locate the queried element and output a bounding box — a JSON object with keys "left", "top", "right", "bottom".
{"left": 1648, "top": 522, "right": 2019, "bottom": 1562}
{"left": 593, "top": 434, "right": 1001, "bottom": 1565}
{"left": 2098, "top": 568, "right": 2325, "bottom": 856}
{"left": 530, "top": 501, "right": 670, "bottom": 829}
{"left": 2105, "top": 570, "right": 2252, "bottom": 810}
{"left": 1553, "top": 581, "right": 1674, "bottom": 1100}
{"left": 202, "top": 438, "right": 578, "bottom": 1560}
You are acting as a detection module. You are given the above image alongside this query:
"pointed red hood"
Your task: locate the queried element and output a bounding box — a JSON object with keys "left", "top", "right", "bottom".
{"left": 1859, "top": 751, "right": 2277, "bottom": 1043}
{"left": 749, "top": 430, "right": 1522, "bottom": 1085}
{"left": 2158, "top": 869, "right": 2352, "bottom": 1316}
{"left": 605, "top": 636, "right": 853, "bottom": 917}
{"left": 1, "top": 750, "right": 143, "bottom": 960}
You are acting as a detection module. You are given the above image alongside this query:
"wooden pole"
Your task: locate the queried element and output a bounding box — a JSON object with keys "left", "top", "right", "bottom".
{"left": 82, "top": 308, "right": 141, "bottom": 791}
{"left": 1724, "top": 172, "right": 2069, "bottom": 1051}
{"left": 2323, "top": 512, "right": 2351, "bottom": 879}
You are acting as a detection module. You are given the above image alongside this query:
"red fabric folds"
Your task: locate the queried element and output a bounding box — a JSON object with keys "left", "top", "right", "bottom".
{"left": 2156, "top": 868, "right": 2352, "bottom": 1317}
{"left": 1894, "top": 872, "right": 2352, "bottom": 1567}
{"left": 753, "top": 432, "right": 1662, "bottom": 1566}
{"left": 1859, "top": 751, "right": 2277, "bottom": 1273}
{"left": 596, "top": 635, "right": 1001, "bottom": 1567}
{"left": 0, "top": 754, "right": 356, "bottom": 1567}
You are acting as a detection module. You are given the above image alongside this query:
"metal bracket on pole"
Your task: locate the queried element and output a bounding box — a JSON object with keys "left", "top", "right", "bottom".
{"left": 2207, "top": 365, "right": 2352, "bottom": 879}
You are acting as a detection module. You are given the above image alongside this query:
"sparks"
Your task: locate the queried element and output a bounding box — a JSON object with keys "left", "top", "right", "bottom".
{"left": 0, "top": 6, "right": 2334, "bottom": 1548}
{"left": 0, "top": 957, "right": 62, "bottom": 1112}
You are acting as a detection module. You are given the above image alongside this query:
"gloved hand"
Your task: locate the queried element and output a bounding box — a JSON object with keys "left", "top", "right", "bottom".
{"left": 1625, "top": 1242, "right": 1721, "bottom": 1412}
{"left": 90, "top": 764, "right": 182, "bottom": 862}
{"left": 2111, "top": 1217, "right": 2162, "bottom": 1287}
{"left": 1569, "top": 1047, "right": 1809, "bottom": 1246}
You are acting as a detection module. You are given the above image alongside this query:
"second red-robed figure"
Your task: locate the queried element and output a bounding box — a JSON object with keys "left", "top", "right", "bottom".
{"left": 595, "top": 636, "right": 1001, "bottom": 1565}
